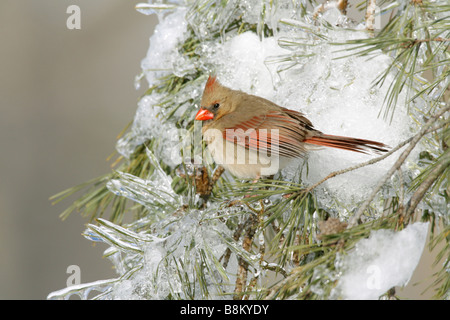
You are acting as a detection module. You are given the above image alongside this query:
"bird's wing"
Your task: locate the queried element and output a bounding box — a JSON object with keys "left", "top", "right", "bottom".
{"left": 222, "top": 109, "right": 310, "bottom": 158}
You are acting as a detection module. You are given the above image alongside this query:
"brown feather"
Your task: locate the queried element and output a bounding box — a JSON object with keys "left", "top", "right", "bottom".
{"left": 303, "top": 134, "right": 389, "bottom": 154}
{"left": 222, "top": 110, "right": 309, "bottom": 158}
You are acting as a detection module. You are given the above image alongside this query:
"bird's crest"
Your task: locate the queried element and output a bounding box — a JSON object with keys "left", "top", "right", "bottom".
{"left": 204, "top": 74, "right": 217, "bottom": 93}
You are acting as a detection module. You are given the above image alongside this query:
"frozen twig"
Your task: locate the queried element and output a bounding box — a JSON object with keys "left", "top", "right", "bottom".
{"left": 302, "top": 136, "right": 413, "bottom": 195}
{"left": 244, "top": 205, "right": 266, "bottom": 300}
{"left": 220, "top": 217, "right": 245, "bottom": 269}
{"left": 404, "top": 151, "right": 450, "bottom": 219}
{"left": 210, "top": 165, "right": 225, "bottom": 191}
{"left": 234, "top": 214, "right": 258, "bottom": 300}
{"left": 192, "top": 165, "right": 224, "bottom": 204}
{"left": 264, "top": 253, "right": 331, "bottom": 300}
{"left": 349, "top": 104, "right": 450, "bottom": 227}
{"left": 365, "top": 0, "right": 377, "bottom": 32}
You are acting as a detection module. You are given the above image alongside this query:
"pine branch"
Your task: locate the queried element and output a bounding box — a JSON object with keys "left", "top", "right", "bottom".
{"left": 332, "top": 0, "right": 450, "bottom": 120}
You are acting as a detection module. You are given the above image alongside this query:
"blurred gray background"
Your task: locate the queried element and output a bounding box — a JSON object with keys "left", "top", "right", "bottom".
{"left": 0, "top": 0, "right": 157, "bottom": 299}
{"left": 0, "top": 0, "right": 443, "bottom": 299}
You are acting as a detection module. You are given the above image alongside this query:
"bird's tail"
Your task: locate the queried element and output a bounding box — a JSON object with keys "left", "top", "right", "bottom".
{"left": 303, "top": 134, "right": 389, "bottom": 154}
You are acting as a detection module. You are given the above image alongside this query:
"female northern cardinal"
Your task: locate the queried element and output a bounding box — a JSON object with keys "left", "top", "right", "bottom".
{"left": 195, "top": 75, "right": 388, "bottom": 179}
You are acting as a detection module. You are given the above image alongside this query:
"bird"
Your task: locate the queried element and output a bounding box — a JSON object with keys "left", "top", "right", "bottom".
{"left": 194, "top": 75, "right": 388, "bottom": 180}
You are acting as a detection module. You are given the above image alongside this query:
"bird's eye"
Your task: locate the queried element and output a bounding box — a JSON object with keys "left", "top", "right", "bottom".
{"left": 213, "top": 103, "right": 220, "bottom": 109}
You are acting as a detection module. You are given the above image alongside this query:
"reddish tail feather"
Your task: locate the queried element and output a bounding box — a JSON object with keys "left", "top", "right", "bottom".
{"left": 303, "top": 134, "right": 389, "bottom": 154}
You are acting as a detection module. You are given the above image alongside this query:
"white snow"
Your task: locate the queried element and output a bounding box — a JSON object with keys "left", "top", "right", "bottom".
{"left": 332, "top": 222, "right": 429, "bottom": 300}
{"left": 140, "top": 7, "right": 189, "bottom": 87}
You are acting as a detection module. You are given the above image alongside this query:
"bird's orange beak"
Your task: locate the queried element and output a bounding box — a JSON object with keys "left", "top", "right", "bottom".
{"left": 195, "top": 108, "right": 214, "bottom": 121}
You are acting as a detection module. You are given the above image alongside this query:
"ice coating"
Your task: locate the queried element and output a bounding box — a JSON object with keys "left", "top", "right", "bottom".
{"left": 110, "top": 209, "right": 235, "bottom": 299}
